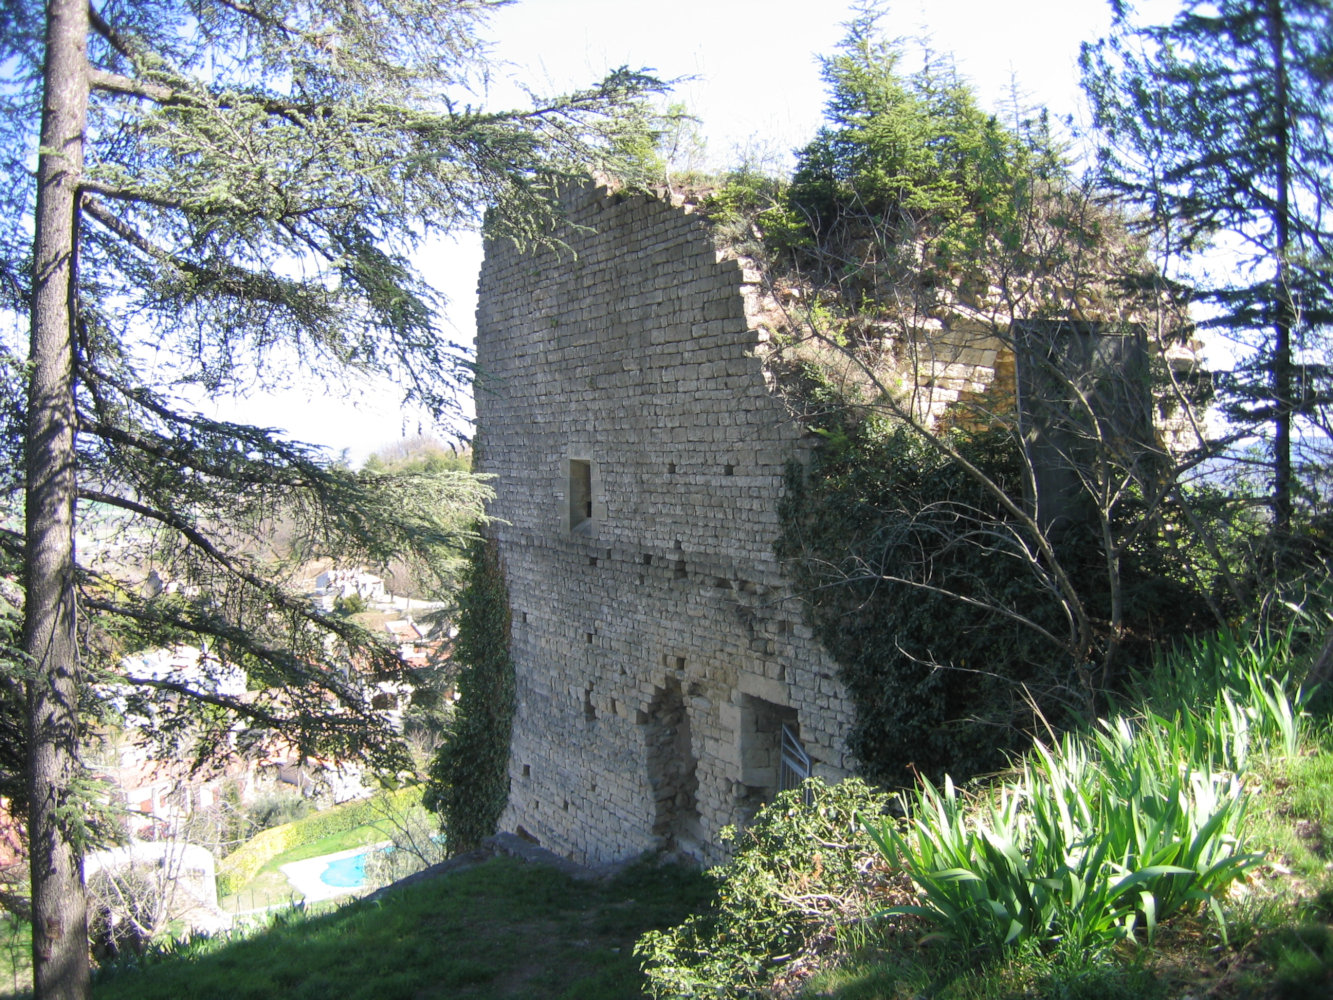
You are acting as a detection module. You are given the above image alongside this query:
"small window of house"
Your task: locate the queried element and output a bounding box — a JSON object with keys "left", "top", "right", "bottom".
{"left": 569, "top": 458, "right": 593, "bottom": 534}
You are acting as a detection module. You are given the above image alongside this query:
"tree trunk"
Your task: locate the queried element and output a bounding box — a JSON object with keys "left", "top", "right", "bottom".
{"left": 25, "top": 0, "right": 90, "bottom": 997}
{"left": 1267, "top": 0, "right": 1294, "bottom": 540}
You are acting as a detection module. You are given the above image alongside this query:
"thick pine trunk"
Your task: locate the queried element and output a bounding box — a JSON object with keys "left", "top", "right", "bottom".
{"left": 25, "top": 0, "right": 90, "bottom": 997}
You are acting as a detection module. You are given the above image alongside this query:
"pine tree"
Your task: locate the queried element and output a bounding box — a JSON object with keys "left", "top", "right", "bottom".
{"left": 0, "top": 2, "right": 662, "bottom": 995}
{"left": 781, "top": 9, "right": 1063, "bottom": 281}
{"left": 1081, "top": 0, "right": 1333, "bottom": 541}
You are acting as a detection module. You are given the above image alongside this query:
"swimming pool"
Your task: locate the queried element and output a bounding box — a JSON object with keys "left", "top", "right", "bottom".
{"left": 319, "top": 847, "right": 380, "bottom": 888}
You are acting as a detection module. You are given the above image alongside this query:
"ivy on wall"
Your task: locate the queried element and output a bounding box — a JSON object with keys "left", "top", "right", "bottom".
{"left": 777, "top": 417, "right": 1070, "bottom": 786}
{"left": 424, "top": 534, "right": 516, "bottom": 855}
{"left": 776, "top": 399, "right": 1216, "bottom": 787}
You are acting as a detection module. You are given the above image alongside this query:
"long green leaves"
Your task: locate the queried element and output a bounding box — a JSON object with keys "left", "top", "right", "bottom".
{"left": 1123, "top": 629, "right": 1311, "bottom": 778}
{"left": 870, "top": 747, "right": 1255, "bottom": 954}
{"left": 869, "top": 630, "right": 1305, "bottom": 956}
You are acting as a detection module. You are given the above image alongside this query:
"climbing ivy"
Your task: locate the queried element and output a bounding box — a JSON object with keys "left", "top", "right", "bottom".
{"left": 776, "top": 403, "right": 1215, "bottom": 787}
{"left": 777, "top": 416, "right": 1072, "bottom": 786}
{"left": 423, "top": 534, "right": 516, "bottom": 855}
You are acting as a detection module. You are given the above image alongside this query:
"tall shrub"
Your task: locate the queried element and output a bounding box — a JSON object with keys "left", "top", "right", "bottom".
{"left": 783, "top": 14, "right": 1056, "bottom": 280}
{"left": 637, "top": 779, "right": 891, "bottom": 1000}
{"left": 424, "top": 535, "right": 516, "bottom": 854}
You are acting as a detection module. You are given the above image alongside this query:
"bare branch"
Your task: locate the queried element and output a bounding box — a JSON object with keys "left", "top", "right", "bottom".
{"left": 88, "top": 4, "right": 138, "bottom": 62}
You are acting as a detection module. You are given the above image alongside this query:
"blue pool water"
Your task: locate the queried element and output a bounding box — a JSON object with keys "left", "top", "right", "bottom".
{"left": 319, "top": 850, "right": 375, "bottom": 888}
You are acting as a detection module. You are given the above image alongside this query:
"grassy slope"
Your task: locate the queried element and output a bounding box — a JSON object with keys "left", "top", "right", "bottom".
{"left": 72, "top": 754, "right": 1330, "bottom": 1000}
{"left": 4, "top": 640, "right": 1328, "bottom": 999}
{"left": 6, "top": 772, "right": 1324, "bottom": 1000}
{"left": 0, "top": 822, "right": 426, "bottom": 997}
{"left": 89, "top": 857, "right": 712, "bottom": 1000}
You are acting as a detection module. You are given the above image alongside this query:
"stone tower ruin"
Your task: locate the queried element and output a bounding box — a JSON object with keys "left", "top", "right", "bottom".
{"left": 474, "top": 181, "right": 860, "bottom": 864}
{"left": 473, "top": 175, "right": 1195, "bottom": 865}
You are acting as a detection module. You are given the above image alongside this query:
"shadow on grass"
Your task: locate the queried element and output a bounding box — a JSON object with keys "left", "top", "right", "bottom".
{"left": 90, "top": 856, "right": 712, "bottom": 1000}
{"left": 798, "top": 948, "right": 1167, "bottom": 1000}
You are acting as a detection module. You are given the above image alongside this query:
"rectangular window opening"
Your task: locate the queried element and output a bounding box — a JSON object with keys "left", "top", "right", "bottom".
{"left": 738, "top": 697, "right": 813, "bottom": 813}
{"left": 569, "top": 458, "right": 593, "bottom": 534}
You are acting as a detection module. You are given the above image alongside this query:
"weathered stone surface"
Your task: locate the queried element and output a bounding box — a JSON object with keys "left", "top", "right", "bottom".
{"left": 475, "top": 182, "right": 856, "bottom": 866}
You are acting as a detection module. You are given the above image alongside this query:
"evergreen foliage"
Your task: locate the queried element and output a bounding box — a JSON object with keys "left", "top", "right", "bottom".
{"left": 0, "top": 544, "right": 23, "bottom": 811}
{"left": 331, "top": 593, "right": 369, "bottom": 618}
{"left": 636, "top": 778, "right": 891, "bottom": 1000}
{"left": 1081, "top": 0, "right": 1333, "bottom": 541}
{"left": 780, "top": 13, "right": 1061, "bottom": 280}
{"left": 423, "top": 535, "right": 516, "bottom": 855}
{"left": 0, "top": 1, "right": 663, "bottom": 992}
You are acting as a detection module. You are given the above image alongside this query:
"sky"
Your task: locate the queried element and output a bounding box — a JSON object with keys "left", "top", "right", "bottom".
{"left": 207, "top": 0, "right": 1124, "bottom": 464}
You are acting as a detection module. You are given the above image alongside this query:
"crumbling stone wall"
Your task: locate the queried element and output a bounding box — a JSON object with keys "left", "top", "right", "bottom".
{"left": 474, "top": 181, "right": 859, "bottom": 865}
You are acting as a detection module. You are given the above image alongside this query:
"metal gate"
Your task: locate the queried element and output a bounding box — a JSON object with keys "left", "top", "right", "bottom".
{"left": 778, "top": 723, "right": 812, "bottom": 803}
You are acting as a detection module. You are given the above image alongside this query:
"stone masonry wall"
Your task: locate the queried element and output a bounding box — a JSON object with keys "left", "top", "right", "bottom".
{"left": 474, "top": 182, "right": 857, "bottom": 865}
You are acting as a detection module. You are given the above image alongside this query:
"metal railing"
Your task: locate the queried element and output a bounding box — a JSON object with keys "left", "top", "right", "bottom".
{"left": 778, "top": 722, "right": 812, "bottom": 804}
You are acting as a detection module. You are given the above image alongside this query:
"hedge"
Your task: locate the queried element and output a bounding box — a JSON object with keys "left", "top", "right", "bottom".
{"left": 216, "top": 786, "right": 423, "bottom": 897}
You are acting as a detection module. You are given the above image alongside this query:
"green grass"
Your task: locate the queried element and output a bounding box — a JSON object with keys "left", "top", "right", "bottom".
{"left": 798, "top": 946, "right": 1168, "bottom": 1000}
{"left": 8, "top": 630, "right": 1332, "bottom": 1000}
{"left": 0, "top": 917, "right": 31, "bottom": 1000}
{"left": 796, "top": 748, "right": 1333, "bottom": 1000}
{"left": 88, "top": 857, "right": 711, "bottom": 1000}
{"left": 861, "top": 636, "right": 1299, "bottom": 962}
{"left": 1247, "top": 738, "right": 1333, "bottom": 881}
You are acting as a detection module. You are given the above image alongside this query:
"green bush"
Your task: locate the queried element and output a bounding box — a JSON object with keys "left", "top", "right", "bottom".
{"left": 762, "top": 9, "right": 1068, "bottom": 291}
{"left": 636, "top": 778, "right": 890, "bottom": 1000}
{"left": 246, "top": 791, "right": 310, "bottom": 832}
{"left": 423, "top": 535, "right": 516, "bottom": 855}
{"left": 216, "top": 786, "right": 421, "bottom": 896}
{"left": 332, "top": 593, "right": 368, "bottom": 617}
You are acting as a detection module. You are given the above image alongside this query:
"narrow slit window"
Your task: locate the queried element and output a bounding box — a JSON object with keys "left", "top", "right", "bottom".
{"left": 569, "top": 458, "right": 593, "bottom": 533}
